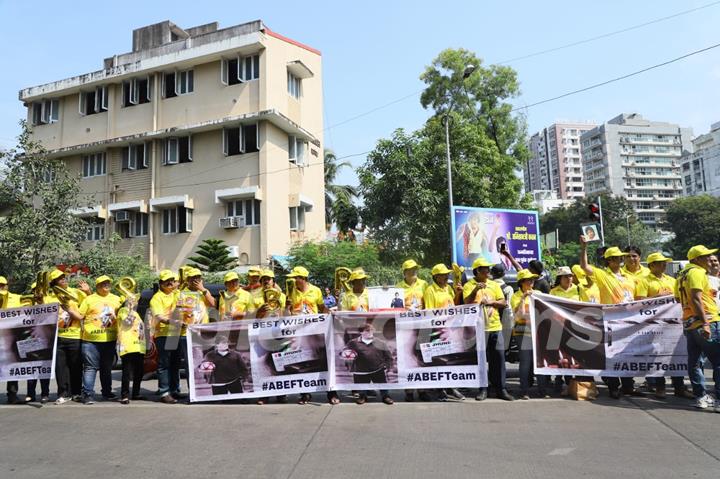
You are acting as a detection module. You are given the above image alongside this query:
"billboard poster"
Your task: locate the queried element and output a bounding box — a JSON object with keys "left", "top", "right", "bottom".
{"left": 451, "top": 206, "right": 540, "bottom": 273}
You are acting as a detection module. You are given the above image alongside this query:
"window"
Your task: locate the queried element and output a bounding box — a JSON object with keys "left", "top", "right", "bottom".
{"left": 115, "top": 212, "right": 149, "bottom": 238}
{"left": 85, "top": 220, "right": 105, "bottom": 241}
{"left": 226, "top": 199, "right": 261, "bottom": 226}
{"left": 163, "top": 70, "right": 194, "bottom": 98}
{"left": 223, "top": 124, "right": 259, "bottom": 156}
{"left": 122, "top": 143, "right": 150, "bottom": 170}
{"left": 221, "top": 54, "right": 260, "bottom": 85}
{"left": 162, "top": 206, "right": 192, "bottom": 234}
{"left": 287, "top": 71, "right": 302, "bottom": 99}
{"left": 31, "top": 99, "right": 59, "bottom": 125}
{"left": 82, "top": 153, "right": 107, "bottom": 178}
{"left": 289, "top": 206, "right": 306, "bottom": 231}
{"left": 122, "top": 77, "right": 152, "bottom": 107}
{"left": 288, "top": 135, "right": 306, "bottom": 165}
{"left": 163, "top": 136, "right": 192, "bottom": 165}
{"left": 79, "top": 86, "right": 108, "bottom": 115}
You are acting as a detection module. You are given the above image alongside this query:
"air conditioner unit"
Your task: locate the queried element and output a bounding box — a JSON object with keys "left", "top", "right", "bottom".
{"left": 219, "top": 216, "right": 246, "bottom": 229}
{"left": 227, "top": 246, "right": 239, "bottom": 258}
{"left": 115, "top": 210, "right": 131, "bottom": 222}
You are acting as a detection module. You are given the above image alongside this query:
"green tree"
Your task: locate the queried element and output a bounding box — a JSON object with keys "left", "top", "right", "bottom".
{"left": 332, "top": 194, "right": 360, "bottom": 235}
{"left": 0, "top": 121, "right": 86, "bottom": 291}
{"left": 663, "top": 195, "right": 720, "bottom": 257}
{"left": 187, "top": 238, "right": 238, "bottom": 272}
{"left": 358, "top": 49, "right": 530, "bottom": 264}
{"left": 324, "top": 149, "right": 358, "bottom": 228}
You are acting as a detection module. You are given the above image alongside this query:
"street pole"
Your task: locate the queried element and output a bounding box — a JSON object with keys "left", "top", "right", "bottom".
{"left": 626, "top": 215, "right": 631, "bottom": 246}
{"left": 445, "top": 114, "right": 454, "bottom": 255}
{"left": 598, "top": 196, "right": 605, "bottom": 246}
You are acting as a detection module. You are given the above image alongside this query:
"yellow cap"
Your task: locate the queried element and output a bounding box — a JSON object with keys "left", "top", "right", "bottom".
{"left": 223, "top": 272, "right": 239, "bottom": 283}
{"left": 688, "top": 245, "right": 718, "bottom": 261}
{"left": 604, "top": 247, "right": 629, "bottom": 259}
{"left": 260, "top": 269, "right": 275, "bottom": 278}
{"left": 646, "top": 252, "right": 672, "bottom": 264}
{"left": 571, "top": 265, "right": 586, "bottom": 279}
{"left": 401, "top": 259, "right": 420, "bottom": 271}
{"left": 471, "top": 258, "right": 493, "bottom": 269}
{"left": 247, "top": 266, "right": 262, "bottom": 277}
{"left": 349, "top": 268, "right": 369, "bottom": 281}
{"left": 159, "top": 269, "right": 176, "bottom": 282}
{"left": 48, "top": 269, "right": 65, "bottom": 282}
{"left": 95, "top": 275, "right": 112, "bottom": 285}
{"left": 287, "top": 266, "right": 310, "bottom": 278}
{"left": 431, "top": 264, "right": 452, "bottom": 276}
{"left": 186, "top": 268, "right": 203, "bottom": 278}
{"left": 517, "top": 269, "right": 539, "bottom": 282}
{"left": 0, "top": 276, "right": 7, "bottom": 285}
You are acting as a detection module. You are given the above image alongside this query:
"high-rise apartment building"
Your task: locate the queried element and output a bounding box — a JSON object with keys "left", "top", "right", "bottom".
{"left": 581, "top": 113, "right": 692, "bottom": 227}
{"left": 681, "top": 121, "right": 720, "bottom": 197}
{"left": 524, "top": 122, "right": 596, "bottom": 200}
{"left": 19, "top": 20, "right": 324, "bottom": 271}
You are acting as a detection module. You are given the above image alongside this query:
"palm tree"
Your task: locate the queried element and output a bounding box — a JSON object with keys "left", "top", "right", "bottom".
{"left": 324, "top": 149, "right": 357, "bottom": 227}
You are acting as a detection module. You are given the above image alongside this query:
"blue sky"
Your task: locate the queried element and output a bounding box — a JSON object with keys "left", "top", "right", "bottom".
{"left": 1, "top": 0, "right": 719, "bottom": 189}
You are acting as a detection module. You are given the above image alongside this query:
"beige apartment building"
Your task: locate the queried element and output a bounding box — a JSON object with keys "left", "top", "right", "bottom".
{"left": 19, "top": 20, "right": 324, "bottom": 271}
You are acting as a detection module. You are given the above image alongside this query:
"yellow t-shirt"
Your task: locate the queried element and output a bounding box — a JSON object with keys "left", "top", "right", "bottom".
{"left": 579, "top": 283, "right": 600, "bottom": 303}
{"left": 423, "top": 282, "right": 456, "bottom": 310}
{"left": 550, "top": 285, "right": 581, "bottom": 301}
{"left": 675, "top": 264, "right": 719, "bottom": 329}
{"left": 510, "top": 290, "right": 533, "bottom": 336}
{"left": 79, "top": 293, "right": 122, "bottom": 342}
{"left": 44, "top": 288, "right": 87, "bottom": 340}
{"left": 636, "top": 273, "right": 676, "bottom": 299}
{"left": 150, "top": 290, "right": 179, "bottom": 337}
{"left": 2, "top": 292, "right": 22, "bottom": 308}
{"left": 245, "top": 285, "right": 264, "bottom": 312}
{"left": 218, "top": 288, "right": 253, "bottom": 321}
{"left": 622, "top": 265, "right": 650, "bottom": 281}
{"left": 396, "top": 278, "right": 428, "bottom": 310}
{"left": 462, "top": 278, "right": 504, "bottom": 332}
{"left": 116, "top": 308, "right": 147, "bottom": 356}
{"left": 589, "top": 267, "right": 636, "bottom": 305}
{"left": 340, "top": 289, "right": 369, "bottom": 312}
{"left": 288, "top": 284, "right": 324, "bottom": 314}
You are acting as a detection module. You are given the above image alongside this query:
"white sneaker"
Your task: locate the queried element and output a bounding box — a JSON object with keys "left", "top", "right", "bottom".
{"left": 695, "top": 394, "right": 713, "bottom": 409}
{"left": 54, "top": 396, "right": 69, "bottom": 405}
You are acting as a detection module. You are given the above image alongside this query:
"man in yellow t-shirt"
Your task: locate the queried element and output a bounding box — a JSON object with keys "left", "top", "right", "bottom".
{"left": 150, "top": 269, "right": 182, "bottom": 404}
{"left": 571, "top": 265, "right": 600, "bottom": 304}
{"left": 340, "top": 269, "right": 370, "bottom": 312}
{"left": 462, "top": 258, "right": 513, "bottom": 402}
{"left": 244, "top": 267, "right": 264, "bottom": 313}
{"left": 1, "top": 275, "right": 23, "bottom": 404}
{"left": 396, "top": 259, "right": 427, "bottom": 310}
{"left": 579, "top": 236, "right": 643, "bottom": 399}
{"left": 423, "top": 264, "right": 460, "bottom": 310}
{"left": 255, "top": 269, "right": 287, "bottom": 320}
{"left": 79, "top": 275, "right": 122, "bottom": 404}
{"left": 218, "top": 272, "right": 253, "bottom": 321}
{"left": 622, "top": 246, "right": 650, "bottom": 281}
{"left": 675, "top": 245, "right": 720, "bottom": 409}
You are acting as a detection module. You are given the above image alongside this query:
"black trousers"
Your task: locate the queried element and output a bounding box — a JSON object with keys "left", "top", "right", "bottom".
{"left": 55, "top": 337, "right": 83, "bottom": 398}
{"left": 603, "top": 377, "right": 635, "bottom": 392}
{"left": 7, "top": 381, "right": 18, "bottom": 401}
{"left": 212, "top": 379, "right": 243, "bottom": 395}
{"left": 121, "top": 352, "right": 145, "bottom": 399}
{"left": 26, "top": 379, "right": 50, "bottom": 399}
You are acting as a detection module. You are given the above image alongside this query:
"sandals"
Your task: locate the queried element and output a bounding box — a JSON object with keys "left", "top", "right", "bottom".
{"left": 297, "top": 393, "right": 311, "bottom": 405}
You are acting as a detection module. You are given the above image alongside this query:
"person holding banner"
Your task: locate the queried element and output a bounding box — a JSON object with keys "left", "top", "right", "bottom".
{"left": 634, "top": 252, "right": 693, "bottom": 400}
{"left": 255, "top": 269, "right": 287, "bottom": 319}
{"left": 285, "top": 266, "right": 338, "bottom": 405}
{"left": 571, "top": 265, "right": 600, "bottom": 304}
{"left": 150, "top": 270, "right": 182, "bottom": 404}
{"left": 340, "top": 269, "right": 370, "bottom": 312}
{"left": 550, "top": 267, "right": 581, "bottom": 301}
{"left": 1, "top": 276, "right": 23, "bottom": 404}
{"left": 622, "top": 246, "right": 650, "bottom": 281}
{"left": 244, "top": 267, "right": 264, "bottom": 312}
{"left": 675, "top": 245, "right": 720, "bottom": 411}
{"left": 218, "top": 272, "right": 253, "bottom": 321}
{"left": 397, "top": 260, "right": 427, "bottom": 311}
{"left": 463, "top": 259, "right": 514, "bottom": 402}
{"left": 512, "top": 269, "right": 550, "bottom": 399}
{"left": 78, "top": 275, "right": 122, "bottom": 404}
{"left": 579, "top": 237, "right": 644, "bottom": 399}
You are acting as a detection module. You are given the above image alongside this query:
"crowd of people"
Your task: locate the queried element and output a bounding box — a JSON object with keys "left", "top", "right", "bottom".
{"left": 1, "top": 237, "right": 719, "bottom": 410}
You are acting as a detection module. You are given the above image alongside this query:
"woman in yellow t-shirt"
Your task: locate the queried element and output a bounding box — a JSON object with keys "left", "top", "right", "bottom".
{"left": 117, "top": 294, "right": 146, "bottom": 404}
{"left": 512, "top": 269, "right": 549, "bottom": 399}
{"left": 550, "top": 267, "right": 581, "bottom": 301}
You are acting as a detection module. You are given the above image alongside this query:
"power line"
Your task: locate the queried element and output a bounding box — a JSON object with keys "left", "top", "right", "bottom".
{"left": 498, "top": 1, "right": 720, "bottom": 64}
{"left": 512, "top": 41, "right": 720, "bottom": 112}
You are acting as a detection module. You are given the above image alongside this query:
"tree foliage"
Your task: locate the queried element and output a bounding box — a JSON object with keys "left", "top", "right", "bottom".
{"left": 286, "top": 241, "right": 382, "bottom": 290}
{"left": 324, "top": 149, "right": 358, "bottom": 228}
{"left": 358, "top": 49, "right": 530, "bottom": 264}
{"left": 664, "top": 195, "right": 720, "bottom": 258}
{"left": 0, "top": 121, "right": 86, "bottom": 291}
{"left": 187, "top": 238, "right": 238, "bottom": 272}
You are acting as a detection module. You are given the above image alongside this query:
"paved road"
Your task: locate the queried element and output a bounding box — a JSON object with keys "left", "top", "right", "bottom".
{"left": 1, "top": 374, "right": 718, "bottom": 479}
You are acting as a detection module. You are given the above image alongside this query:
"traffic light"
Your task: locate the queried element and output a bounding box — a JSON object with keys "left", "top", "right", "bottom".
{"left": 588, "top": 203, "right": 601, "bottom": 221}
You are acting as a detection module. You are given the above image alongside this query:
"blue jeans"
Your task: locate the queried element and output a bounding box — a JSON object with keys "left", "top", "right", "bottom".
{"left": 517, "top": 335, "right": 549, "bottom": 394}
{"left": 156, "top": 336, "right": 186, "bottom": 396}
{"left": 82, "top": 341, "right": 116, "bottom": 399}
{"left": 687, "top": 323, "right": 720, "bottom": 398}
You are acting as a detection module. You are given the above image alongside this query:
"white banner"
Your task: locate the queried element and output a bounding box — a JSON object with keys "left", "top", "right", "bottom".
{"left": 0, "top": 304, "right": 59, "bottom": 382}
{"left": 530, "top": 293, "right": 687, "bottom": 377}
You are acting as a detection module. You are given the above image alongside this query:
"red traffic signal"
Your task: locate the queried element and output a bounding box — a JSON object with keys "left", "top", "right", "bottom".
{"left": 588, "top": 203, "right": 601, "bottom": 221}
